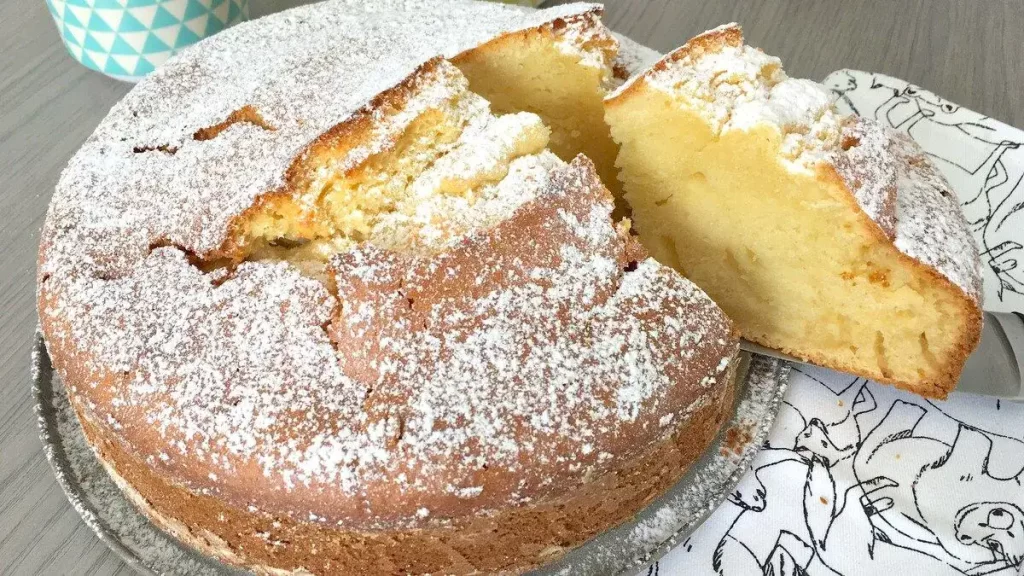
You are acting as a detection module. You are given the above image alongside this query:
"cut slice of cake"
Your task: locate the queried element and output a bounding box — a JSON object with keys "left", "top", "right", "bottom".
{"left": 605, "top": 24, "right": 983, "bottom": 398}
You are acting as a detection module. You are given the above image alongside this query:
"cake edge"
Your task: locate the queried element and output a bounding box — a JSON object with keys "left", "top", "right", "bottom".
{"left": 67, "top": 363, "right": 739, "bottom": 575}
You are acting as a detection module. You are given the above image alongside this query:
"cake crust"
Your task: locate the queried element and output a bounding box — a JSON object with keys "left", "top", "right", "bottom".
{"left": 71, "top": 371, "right": 736, "bottom": 574}
{"left": 39, "top": 150, "right": 739, "bottom": 525}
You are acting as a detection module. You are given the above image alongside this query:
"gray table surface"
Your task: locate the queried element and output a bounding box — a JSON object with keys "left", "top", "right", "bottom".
{"left": 1, "top": 0, "right": 1021, "bottom": 574}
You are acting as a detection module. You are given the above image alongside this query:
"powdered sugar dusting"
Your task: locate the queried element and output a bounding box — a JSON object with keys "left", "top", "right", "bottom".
{"left": 611, "top": 33, "right": 661, "bottom": 80}
{"left": 617, "top": 24, "right": 843, "bottom": 171}
{"left": 621, "top": 360, "right": 787, "bottom": 564}
{"left": 607, "top": 23, "right": 741, "bottom": 99}
{"left": 539, "top": 354, "right": 790, "bottom": 574}
{"left": 890, "top": 131, "right": 984, "bottom": 302}
{"left": 35, "top": 333, "right": 789, "bottom": 576}
{"left": 318, "top": 157, "right": 737, "bottom": 523}
{"left": 35, "top": 349, "right": 223, "bottom": 576}
{"left": 553, "top": 10, "right": 619, "bottom": 71}
{"left": 833, "top": 116, "right": 899, "bottom": 237}
{"left": 371, "top": 111, "right": 558, "bottom": 254}
{"left": 832, "top": 117, "right": 982, "bottom": 301}
{"left": 41, "top": 153, "right": 738, "bottom": 528}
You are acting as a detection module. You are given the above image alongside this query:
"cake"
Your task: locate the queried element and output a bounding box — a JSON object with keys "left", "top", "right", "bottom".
{"left": 605, "top": 24, "right": 983, "bottom": 398}
{"left": 37, "top": 2, "right": 740, "bottom": 574}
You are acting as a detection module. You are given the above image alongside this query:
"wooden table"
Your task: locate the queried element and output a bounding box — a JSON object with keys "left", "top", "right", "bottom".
{"left": 1, "top": 0, "right": 1020, "bottom": 573}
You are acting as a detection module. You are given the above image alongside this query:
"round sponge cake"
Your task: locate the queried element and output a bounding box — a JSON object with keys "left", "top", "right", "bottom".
{"left": 37, "top": 1, "right": 740, "bottom": 573}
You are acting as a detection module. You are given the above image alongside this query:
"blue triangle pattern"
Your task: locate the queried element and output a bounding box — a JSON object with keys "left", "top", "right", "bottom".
{"left": 204, "top": 15, "right": 225, "bottom": 37}
{"left": 53, "top": 0, "right": 252, "bottom": 80}
{"left": 133, "top": 56, "right": 156, "bottom": 75}
{"left": 110, "top": 35, "right": 138, "bottom": 54}
{"left": 176, "top": 25, "right": 202, "bottom": 47}
{"left": 151, "top": 5, "right": 180, "bottom": 28}
{"left": 62, "top": 6, "right": 83, "bottom": 27}
{"left": 62, "top": 24, "right": 81, "bottom": 46}
{"left": 117, "top": 11, "right": 147, "bottom": 32}
{"left": 87, "top": 12, "right": 114, "bottom": 32}
{"left": 183, "top": 0, "right": 209, "bottom": 21}
{"left": 142, "top": 32, "right": 171, "bottom": 52}
{"left": 83, "top": 32, "right": 105, "bottom": 51}
{"left": 78, "top": 50, "right": 99, "bottom": 71}
{"left": 104, "top": 57, "right": 129, "bottom": 76}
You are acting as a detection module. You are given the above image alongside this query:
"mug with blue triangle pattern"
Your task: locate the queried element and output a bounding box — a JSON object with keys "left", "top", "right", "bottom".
{"left": 45, "top": 0, "right": 249, "bottom": 82}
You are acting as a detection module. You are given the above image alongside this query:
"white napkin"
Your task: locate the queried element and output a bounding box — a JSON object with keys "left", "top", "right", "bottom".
{"left": 652, "top": 71, "right": 1024, "bottom": 576}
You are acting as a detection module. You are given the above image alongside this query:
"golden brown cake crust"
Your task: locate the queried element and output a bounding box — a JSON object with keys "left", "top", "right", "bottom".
{"left": 605, "top": 23, "right": 743, "bottom": 106}
{"left": 39, "top": 151, "right": 739, "bottom": 527}
{"left": 71, "top": 371, "right": 736, "bottom": 575}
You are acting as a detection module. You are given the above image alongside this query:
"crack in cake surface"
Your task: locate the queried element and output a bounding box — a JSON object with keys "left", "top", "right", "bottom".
{"left": 217, "top": 62, "right": 558, "bottom": 287}
{"left": 193, "top": 105, "right": 276, "bottom": 141}
{"left": 40, "top": 59, "right": 738, "bottom": 529}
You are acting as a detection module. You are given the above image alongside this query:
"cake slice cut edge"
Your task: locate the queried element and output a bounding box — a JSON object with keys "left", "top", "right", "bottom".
{"left": 605, "top": 23, "right": 983, "bottom": 399}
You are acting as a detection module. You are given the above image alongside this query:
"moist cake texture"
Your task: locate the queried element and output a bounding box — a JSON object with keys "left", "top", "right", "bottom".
{"left": 605, "top": 24, "right": 983, "bottom": 398}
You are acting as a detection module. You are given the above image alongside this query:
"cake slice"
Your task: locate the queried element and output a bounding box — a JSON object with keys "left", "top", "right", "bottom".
{"left": 605, "top": 24, "right": 983, "bottom": 398}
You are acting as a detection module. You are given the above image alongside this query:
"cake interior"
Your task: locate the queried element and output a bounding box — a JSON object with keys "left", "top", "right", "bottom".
{"left": 229, "top": 62, "right": 559, "bottom": 279}
{"left": 451, "top": 20, "right": 624, "bottom": 198}
{"left": 607, "top": 83, "right": 974, "bottom": 395}
{"left": 223, "top": 20, "right": 625, "bottom": 276}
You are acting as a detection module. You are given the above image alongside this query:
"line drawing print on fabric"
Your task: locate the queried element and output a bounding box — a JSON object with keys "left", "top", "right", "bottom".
{"left": 702, "top": 366, "right": 1024, "bottom": 576}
